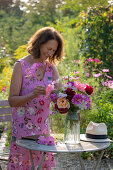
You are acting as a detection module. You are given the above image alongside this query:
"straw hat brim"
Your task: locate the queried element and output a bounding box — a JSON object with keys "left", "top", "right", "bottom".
{"left": 80, "top": 134, "right": 111, "bottom": 143}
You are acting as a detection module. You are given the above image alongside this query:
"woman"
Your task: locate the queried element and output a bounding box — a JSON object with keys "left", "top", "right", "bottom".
{"left": 7, "top": 27, "right": 64, "bottom": 170}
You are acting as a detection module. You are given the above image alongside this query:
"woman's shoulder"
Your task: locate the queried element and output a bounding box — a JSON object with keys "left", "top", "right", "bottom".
{"left": 15, "top": 55, "right": 30, "bottom": 66}
{"left": 15, "top": 55, "right": 29, "bottom": 61}
{"left": 12, "top": 60, "right": 22, "bottom": 74}
{"left": 19, "top": 55, "right": 29, "bottom": 62}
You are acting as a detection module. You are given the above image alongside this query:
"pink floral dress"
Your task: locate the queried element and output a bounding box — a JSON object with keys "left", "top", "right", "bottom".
{"left": 7, "top": 58, "right": 55, "bottom": 170}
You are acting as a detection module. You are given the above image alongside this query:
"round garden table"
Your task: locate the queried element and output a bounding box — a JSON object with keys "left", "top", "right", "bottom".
{"left": 16, "top": 137, "right": 110, "bottom": 170}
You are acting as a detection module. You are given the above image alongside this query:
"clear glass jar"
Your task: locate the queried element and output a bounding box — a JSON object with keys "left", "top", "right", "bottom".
{"left": 64, "top": 108, "right": 80, "bottom": 144}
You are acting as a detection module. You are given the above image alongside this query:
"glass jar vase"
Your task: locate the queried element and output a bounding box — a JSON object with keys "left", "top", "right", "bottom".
{"left": 64, "top": 107, "right": 80, "bottom": 144}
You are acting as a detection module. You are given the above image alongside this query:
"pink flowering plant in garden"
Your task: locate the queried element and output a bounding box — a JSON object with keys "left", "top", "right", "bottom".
{"left": 72, "top": 57, "right": 113, "bottom": 144}
{"left": 50, "top": 77, "right": 93, "bottom": 115}
{"left": 82, "top": 58, "right": 113, "bottom": 90}
{"left": 0, "top": 86, "right": 8, "bottom": 100}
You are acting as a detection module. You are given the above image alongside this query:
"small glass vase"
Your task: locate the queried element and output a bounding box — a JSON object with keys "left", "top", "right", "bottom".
{"left": 64, "top": 107, "right": 80, "bottom": 144}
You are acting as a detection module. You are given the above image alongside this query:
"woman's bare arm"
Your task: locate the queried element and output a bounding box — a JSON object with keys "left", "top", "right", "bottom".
{"left": 8, "top": 62, "right": 46, "bottom": 107}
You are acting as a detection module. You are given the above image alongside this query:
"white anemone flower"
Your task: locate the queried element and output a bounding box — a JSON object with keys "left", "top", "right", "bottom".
{"left": 63, "top": 83, "right": 72, "bottom": 90}
{"left": 72, "top": 86, "right": 77, "bottom": 91}
{"left": 58, "top": 92, "right": 67, "bottom": 98}
{"left": 78, "top": 101, "right": 87, "bottom": 110}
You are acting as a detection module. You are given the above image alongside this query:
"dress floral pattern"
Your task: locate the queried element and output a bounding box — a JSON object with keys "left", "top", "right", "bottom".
{"left": 7, "top": 58, "right": 55, "bottom": 170}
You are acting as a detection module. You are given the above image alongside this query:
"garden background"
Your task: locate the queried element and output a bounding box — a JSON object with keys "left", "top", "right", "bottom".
{"left": 0, "top": 0, "right": 113, "bottom": 159}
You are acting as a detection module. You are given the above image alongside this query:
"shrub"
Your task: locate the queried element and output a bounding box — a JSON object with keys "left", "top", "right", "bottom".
{"left": 76, "top": 5, "right": 113, "bottom": 76}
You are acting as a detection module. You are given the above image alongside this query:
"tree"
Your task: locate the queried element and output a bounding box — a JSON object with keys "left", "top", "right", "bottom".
{"left": 25, "top": 0, "right": 63, "bottom": 25}
{"left": 60, "top": 0, "right": 109, "bottom": 17}
{"left": 76, "top": 5, "right": 113, "bottom": 75}
{"left": 0, "top": 0, "right": 14, "bottom": 10}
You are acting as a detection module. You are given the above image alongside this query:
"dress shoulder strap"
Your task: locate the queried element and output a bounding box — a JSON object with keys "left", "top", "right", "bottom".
{"left": 16, "top": 58, "right": 29, "bottom": 76}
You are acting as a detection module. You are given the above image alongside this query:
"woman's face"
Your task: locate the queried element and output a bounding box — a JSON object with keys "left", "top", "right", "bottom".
{"left": 40, "top": 40, "right": 58, "bottom": 62}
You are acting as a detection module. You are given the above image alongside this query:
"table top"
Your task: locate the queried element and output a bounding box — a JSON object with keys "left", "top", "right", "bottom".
{"left": 16, "top": 139, "right": 110, "bottom": 153}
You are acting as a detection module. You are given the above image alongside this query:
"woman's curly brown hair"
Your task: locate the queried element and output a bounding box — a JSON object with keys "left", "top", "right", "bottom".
{"left": 27, "top": 27, "right": 64, "bottom": 64}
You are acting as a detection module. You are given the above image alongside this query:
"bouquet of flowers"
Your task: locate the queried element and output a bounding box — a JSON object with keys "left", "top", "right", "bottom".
{"left": 46, "top": 78, "right": 93, "bottom": 144}
{"left": 50, "top": 80, "right": 93, "bottom": 115}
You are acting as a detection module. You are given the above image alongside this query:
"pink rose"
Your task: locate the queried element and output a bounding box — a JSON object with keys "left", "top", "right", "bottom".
{"left": 46, "top": 84, "right": 54, "bottom": 97}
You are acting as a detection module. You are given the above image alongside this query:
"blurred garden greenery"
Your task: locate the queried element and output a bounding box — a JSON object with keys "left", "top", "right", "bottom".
{"left": 0, "top": 0, "right": 113, "bottom": 159}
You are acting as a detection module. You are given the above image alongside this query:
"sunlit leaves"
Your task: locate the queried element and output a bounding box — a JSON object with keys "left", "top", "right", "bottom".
{"left": 76, "top": 5, "right": 113, "bottom": 75}
{"left": 13, "top": 45, "right": 28, "bottom": 60}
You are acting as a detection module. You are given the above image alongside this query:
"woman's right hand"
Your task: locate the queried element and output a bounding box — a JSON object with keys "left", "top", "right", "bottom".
{"left": 32, "top": 85, "right": 46, "bottom": 98}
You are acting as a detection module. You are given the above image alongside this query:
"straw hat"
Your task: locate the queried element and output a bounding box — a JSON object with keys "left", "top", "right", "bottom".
{"left": 80, "top": 121, "right": 111, "bottom": 142}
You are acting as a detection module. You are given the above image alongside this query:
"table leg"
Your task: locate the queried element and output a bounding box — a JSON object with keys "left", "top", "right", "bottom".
{"left": 29, "top": 150, "right": 46, "bottom": 170}
{"left": 77, "top": 153, "right": 85, "bottom": 170}
{"left": 37, "top": 152, "right": 46, "bottom": 170}
{"left": 29, "top": 150, "right": 35, "bottom": 170}
{"left": 94, "top": 150, "right": 105, "bottom": 170}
